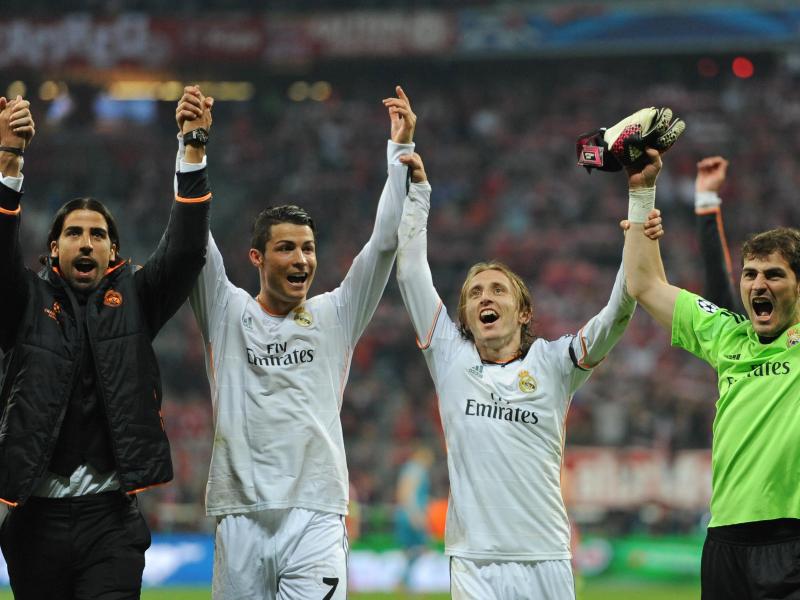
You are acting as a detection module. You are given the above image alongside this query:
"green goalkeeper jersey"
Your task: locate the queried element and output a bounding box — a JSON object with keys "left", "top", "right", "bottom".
{"left": 672, "top": 289, "right": 800, "bottom": 527}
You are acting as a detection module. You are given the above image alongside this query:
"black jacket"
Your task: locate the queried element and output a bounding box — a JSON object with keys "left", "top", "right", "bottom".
{"left": 0, "top": 170, "right": 210, "bottom": 505}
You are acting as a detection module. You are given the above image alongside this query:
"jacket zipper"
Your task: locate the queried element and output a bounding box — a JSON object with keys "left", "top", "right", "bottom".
{"left": 28, "top": 285, "right": 85, "bottom": 504}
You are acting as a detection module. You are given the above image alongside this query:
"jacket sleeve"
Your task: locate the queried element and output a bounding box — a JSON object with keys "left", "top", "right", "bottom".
{"left": 696, "top": 208, "right": 736, "bottom": 311}
{"left": 135, "top": 168, "right": 210, "bottom": 337}
{"left": 0, "top": 181, "right": 27, "bottom": 351}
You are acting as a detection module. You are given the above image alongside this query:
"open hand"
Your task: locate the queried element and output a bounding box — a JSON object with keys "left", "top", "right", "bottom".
{"left": 383, "top": 86, "right": 416, "bottom": 145}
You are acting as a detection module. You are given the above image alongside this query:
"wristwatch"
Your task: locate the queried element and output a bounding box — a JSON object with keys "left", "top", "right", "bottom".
{"left": 183, "top": 128, "right": 209, "bottom": 147}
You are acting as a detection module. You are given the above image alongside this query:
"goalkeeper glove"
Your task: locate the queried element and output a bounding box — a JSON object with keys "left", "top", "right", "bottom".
{"left": 576, "top": 107, "right": 685, "bottom": 173}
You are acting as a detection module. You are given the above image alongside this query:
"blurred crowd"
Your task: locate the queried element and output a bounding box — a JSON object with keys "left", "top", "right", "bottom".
{"left": 16, "top": 0, "right": 495, "bottom": 15}
{"left": 12, "top": 55, "right": 800, "bottom": 535}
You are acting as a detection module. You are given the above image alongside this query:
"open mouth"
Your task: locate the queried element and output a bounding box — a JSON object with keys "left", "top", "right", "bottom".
{"left": 752, "top": 298, "right": 773, "bottom": 319}
{"left": 287, "top": 273, "right": 308, "bottom": 285}
{"left": 479, "top": 309, "right": 499, "bottom": 324}
{"left": 73, "top": 258, "right": 97, "bottom": 275}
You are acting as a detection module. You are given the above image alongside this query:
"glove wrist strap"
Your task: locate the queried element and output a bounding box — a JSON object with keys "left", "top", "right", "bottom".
{"left": 628, "top": 187, "right": 656, "bottom": 223}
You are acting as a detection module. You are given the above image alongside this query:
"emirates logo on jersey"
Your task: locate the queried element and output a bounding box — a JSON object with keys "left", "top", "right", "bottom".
{"left": 787, "top": 328, "right": 800, "bottom": 348}
{"left": 518, "top": 370, "right": 537, "bottom": 393}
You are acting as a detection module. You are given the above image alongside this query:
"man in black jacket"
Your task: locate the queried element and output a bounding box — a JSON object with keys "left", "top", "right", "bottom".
{"left": 0, "top": 86, "right": 212, "bottom": 599}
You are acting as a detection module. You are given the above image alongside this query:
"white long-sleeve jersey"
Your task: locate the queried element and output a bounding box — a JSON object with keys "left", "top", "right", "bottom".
{"left": 191, "top": 140, "right": 412, "bottom": 517}
{"left": 396, "top": 181, "right": 636, "bottom": 560}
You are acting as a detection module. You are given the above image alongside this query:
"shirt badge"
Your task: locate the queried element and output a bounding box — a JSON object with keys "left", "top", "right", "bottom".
{"left": 787, "top": 328, "right": 800, "bottom": 348}
{"left": 696, "top": 298, "right": 718, "bottom": 314}
{"left": 518, "top": 370, "right": 537, "bottom": 393}
{"left": 44, "top": 301, "right": 62, "bottom": 322}
{"left": 293, "top": 307, "right": 312, "bottom": 327}
{"left": 103, "top": 290, "right": 122, "bottom": 307}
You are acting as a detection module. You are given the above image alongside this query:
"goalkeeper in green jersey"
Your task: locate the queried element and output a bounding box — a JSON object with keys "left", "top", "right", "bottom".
{"left": 623, "top": 138, "right": 800, "bottom": 599}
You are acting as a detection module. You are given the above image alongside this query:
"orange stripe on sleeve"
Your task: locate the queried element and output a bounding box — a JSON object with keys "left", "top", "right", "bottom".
{"left": 175, "top": 192, "right": 212, "bottom": 204}
{"left": 126, "top": 480, "right": 170, "bottom": 495}
{"left": 416, "top": 301, "right": 443, "bottom": 350}
{"left": 0, "top": 205, "right": 21, "bottom": 216}
{"left": 716, "top": 210, "right": 734, "bottom": 279}
{"left": 575, "top": 326, "right": 606, "bottom": 369}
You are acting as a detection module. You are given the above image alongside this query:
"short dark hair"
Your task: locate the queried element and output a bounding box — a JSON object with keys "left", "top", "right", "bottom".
{"left": 43, "top": 198, "right": 121, "bottom": 265}
{"left": 250, "top": 205, "right": 316, "bottom": 251}
{"left": 741, "top": 227, "right": 800, "bottom": 278}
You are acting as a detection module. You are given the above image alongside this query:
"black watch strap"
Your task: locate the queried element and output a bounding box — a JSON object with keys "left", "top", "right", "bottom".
{"left": 183, "top": 128, "right": 209, "bottom": 147}
{"left": 0, "top": 146, "right": 24, "bottom": 156}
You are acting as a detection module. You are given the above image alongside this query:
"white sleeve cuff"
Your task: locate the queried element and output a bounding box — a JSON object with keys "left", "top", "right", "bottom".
{"left": 695, "top": 190, "right": 721, "bottom": 211}
{"left": 0, "top": 173, "right": 23, "bottom": 192}
{"left": 387, "top": 140, "right": 415, "bottom": 165}
{"left": 179, "top": 156, "right": 207, "bottom": 172}
{"left": 175, "top": 132, "right": 186, "bottom": 172}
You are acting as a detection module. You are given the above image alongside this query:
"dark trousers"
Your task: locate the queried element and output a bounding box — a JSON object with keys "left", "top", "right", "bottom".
{"left": 702, "top": 519, "right": 800, "bottom": 600}
{"left": 0, "top": 491, "right": 151, "bottom": 600}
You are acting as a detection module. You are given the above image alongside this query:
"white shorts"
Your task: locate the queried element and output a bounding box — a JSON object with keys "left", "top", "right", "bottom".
{"left": 212, "top": 507, "right": 348, "bottom": 600}
{"left": 450, "top": 556, "right": 575, "bottom": 600}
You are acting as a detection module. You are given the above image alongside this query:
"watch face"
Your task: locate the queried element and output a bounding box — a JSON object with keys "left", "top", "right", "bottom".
{"left": 185, "top": 128, "right": 208, "bottom": 146}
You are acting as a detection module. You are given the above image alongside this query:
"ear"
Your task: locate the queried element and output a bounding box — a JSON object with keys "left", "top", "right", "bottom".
{"left": 50, "top": 240, "right": 59, "bottom": 258}
{"left": 519, "top": 307, "right": 532, "bottom": 326}
{"left": 248, "top": 248, "right": 263, "bottom": 268}
{"left": 110, "top": 244, "right": 117, "bottom": 262}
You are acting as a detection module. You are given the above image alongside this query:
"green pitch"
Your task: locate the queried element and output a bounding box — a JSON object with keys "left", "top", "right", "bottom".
{"left": 0, "top": 582, "right": 700, "bottom": 599}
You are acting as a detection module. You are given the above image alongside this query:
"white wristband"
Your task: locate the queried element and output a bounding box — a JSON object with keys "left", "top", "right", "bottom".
{"left": 628, "top": 187, "right": 656, "bottom": 223}
{"left": 694, "top": 190, "right": 721, "bottom": 212}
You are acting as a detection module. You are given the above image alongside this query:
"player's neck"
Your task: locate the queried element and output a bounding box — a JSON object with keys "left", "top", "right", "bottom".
{"left": 476, "top": 339, "right": 523, "bottom": 364}
{"left": 256, "top": 292, "right": 304, "bottom": 317}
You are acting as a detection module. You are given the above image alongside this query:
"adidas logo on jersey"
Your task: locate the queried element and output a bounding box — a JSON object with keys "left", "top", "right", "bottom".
{"left": 467, "top": 365, "right": 483, "bottom": 379}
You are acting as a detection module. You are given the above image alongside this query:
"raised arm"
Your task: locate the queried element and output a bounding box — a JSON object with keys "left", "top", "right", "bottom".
{"left": 136, "top": 85, "right": 213, "bottom": 336}
{"left": 573, "top": 209, "right": 668, "bottom": 371}
{"left": 0, "top": 96, "right": 34, "bottom": 349}
{"left": 333, "top": 87, "right": 415, "bottom": 342}
{"left": 395, "top": 153, "right": 439, "bottom": 347}
{"left": 694, "top": 156, "right": 736, "bottom": 310}
{"left": 622, "top": 149, "right": 682, "bottom": 331}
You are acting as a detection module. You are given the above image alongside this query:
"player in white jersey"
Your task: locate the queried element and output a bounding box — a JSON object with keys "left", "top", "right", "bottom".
{"left": 394, "top": 152, "right": 662, "bottom": 599}
{"left": 182, "top": 87, "right": 417, "bottom": 600}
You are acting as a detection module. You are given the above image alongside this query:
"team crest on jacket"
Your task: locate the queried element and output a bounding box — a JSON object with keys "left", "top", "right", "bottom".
{"left": 518, "top": 370, "right": 537, "bottom": 393}
{"left": 787, "top": 328, "right": 800, "bottom": 348}
{"left": 103, "top": 290, "right": 123, "bottom": 307}
{"left": 44, "top": 301, "right": 62, "bottom": 322}
{"left": 293, "top": 307, "right": 312, "bottom": 327}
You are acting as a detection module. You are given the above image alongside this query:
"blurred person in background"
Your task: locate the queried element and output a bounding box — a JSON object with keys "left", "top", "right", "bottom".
{"left": 183, "top": 86, "right": 416, "bottom": 600}
{"left": 394, "top": 443, "right": 434, "bottom": 595}
{"left": 394, "top": 148, "right": 662, "bottom": 597}
{"left": 694, "top": 156, "right": 736, "bottom": 310}
{"left": 624, "top": 140, "right": 800, "bottom": 599}
{"left": 0, "top": 87, "right": 212, "bottom": 600}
